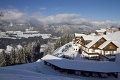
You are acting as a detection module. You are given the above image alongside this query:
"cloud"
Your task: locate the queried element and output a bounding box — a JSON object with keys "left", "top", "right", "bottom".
{"left": 37, "top": 13, "right": 80, "bottom": 24}
{"left": 0, "top": 9, "right": 29, "bottom": 23}
{"left": 0, "top": 9, "right": 120, "bottom": 28}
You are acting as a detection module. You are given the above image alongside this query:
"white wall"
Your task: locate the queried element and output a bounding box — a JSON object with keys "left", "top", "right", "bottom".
{"left": 72, "top": 45, "right": 79, "bottom": 52}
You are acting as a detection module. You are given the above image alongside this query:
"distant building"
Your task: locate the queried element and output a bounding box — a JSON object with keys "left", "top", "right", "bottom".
{"left": 95, "top": 28, "right": 118, "bottom": 36}
{"left": 95, "top": 28, "right": 106, "bottom": 35}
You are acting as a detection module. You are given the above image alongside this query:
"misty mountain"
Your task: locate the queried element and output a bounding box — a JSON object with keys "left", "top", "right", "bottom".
{"left": 0, "top": 19, "right": 120, "bottom": 36}
{"left": 0, "top": 10, "right": 120, "bottom": 36}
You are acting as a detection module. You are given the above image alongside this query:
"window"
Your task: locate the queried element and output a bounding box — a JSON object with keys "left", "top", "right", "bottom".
{"left": 105, "top": 51, "right": 108, "bottom": 53}
{"left": 110, "top": 46, "right": 113, "bottom": 49}
{"left": 92, "top": 49, "right": 95, "bottom": 52}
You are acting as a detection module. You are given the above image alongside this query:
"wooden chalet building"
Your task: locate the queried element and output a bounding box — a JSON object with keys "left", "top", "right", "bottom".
{"left": 73, "top": 33, "right": 85, "bottom": 44}
{"left": 99, "top": 41, "right": 118, "bottom": 55}
{"left": 84, "top": 37, "right": 107, "bottom": 57}
{"left": 73, "top": 33, "right": 94, "bottom": 52}
{"left": 73, "top": 33, "right": 119, "bottom": 61}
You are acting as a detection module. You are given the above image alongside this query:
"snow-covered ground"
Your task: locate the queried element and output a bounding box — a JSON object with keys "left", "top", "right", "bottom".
{"left": 13, "top": 33, "right": 51, "bottom": 39}
{"left": 52, "top": 42, "right": 85, "bottom": 60}
{"left": 0, "top": 42, "right": 120, "bottom": 80}
{"left": 0, "top": 31, "right": 51, "bottom": 39}
{"left": 0, "top": 61, "right": 81, "bottom": 80}
{"left": 0, "top": 60, "right": 119, "bottom": 80}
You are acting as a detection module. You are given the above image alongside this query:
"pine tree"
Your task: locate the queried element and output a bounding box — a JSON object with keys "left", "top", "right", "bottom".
{"left": 2, "top": 50, "right": 11, "bottom": 66}
{"left": 0, "top": 50, "right": 6, "bottom": 66}
{"left": 54, "top": 34, "right": 73, "bottom": 50}
{"left": 10, "top": 48, "right": 16, "bottom": 65}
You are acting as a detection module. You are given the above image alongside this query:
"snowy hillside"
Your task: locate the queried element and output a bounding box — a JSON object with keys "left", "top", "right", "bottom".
{"left": 0, "top": 61, "right": 81, "bottom": 80}
{"left": 0, "top": 42, "right": 120, "bottom": 80}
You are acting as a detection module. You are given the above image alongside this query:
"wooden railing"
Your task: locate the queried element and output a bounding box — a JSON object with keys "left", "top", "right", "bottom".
{"left": 81, "top": 47, "right": 115, "bottom": 61}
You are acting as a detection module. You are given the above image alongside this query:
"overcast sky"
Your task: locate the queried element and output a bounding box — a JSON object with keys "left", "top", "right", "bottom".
{"left": 0, "top": 0, "right": 120, "bottom": 23}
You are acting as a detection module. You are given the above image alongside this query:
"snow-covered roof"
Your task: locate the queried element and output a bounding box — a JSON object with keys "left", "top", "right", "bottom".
{"left": 74, "top": 33, "right": 85, "bottom": 37}
{"left": 96, "top": 28, "right": 106, "bottom": 33}
{"left": 98, "top": 41, "right": 118, "bottom": 49}
{"left": 103, "top": 35, "right": 111, "bottom": 40}
{"left": 82, "top": 35, "right": 94, "bottom": 40}
{"left": 104, "top": 31, "right": 120, "bottom": 41}
{"left": 42, "top": 54, "right": 62, "bottom": 60}
{"left": 42, "top": 54, "right": 120, "bottom": 73}
{"left": 90, "top": 33, "right": 96, "bottom": 36}
{"left": 86, "top": 36, "right": 105, "bottom": 48}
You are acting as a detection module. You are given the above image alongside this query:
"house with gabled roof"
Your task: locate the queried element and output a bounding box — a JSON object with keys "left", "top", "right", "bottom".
{"left": 73, "top": 33, "right": 85, "bottom": 51}
{"left": 81, "top": 36, "right": 119, "bottom": 60}
{"left": 98, "top": 41, "right": 119, "bottom": 56}
{"left": 95, "top": 28, "right": 106, "bottom": 35}
{"left": 73, "top": 32, "right": 119, "bottom": 61}
{"left": 73, "top": 33, "right": 94, "bottom": 45}
{"left": 73, "top": 33, "right": 85, "bottom": 44}
{"left": 81, "top": 36, "right": 106, "bottom": 59}
{"left": 81, "top": 35, "right": 93, "bottom": 45}
{"left": 73, "top": 34, "right": 95, "bottom": 52}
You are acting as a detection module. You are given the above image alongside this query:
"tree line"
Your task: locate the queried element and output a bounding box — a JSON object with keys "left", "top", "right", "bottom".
{"left": 54, "top": 34, "right": 73, "bottom": 50}
{"left": 0, "top": 41, "right": 42, "bottom": 66}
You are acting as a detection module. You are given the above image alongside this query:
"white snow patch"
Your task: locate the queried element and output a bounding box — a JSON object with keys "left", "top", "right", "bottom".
{"left": 5, "top": 45, "right": 13, "bottom": 53}
{"left": 16, "top": 44, "right": 23, "bottom": 49}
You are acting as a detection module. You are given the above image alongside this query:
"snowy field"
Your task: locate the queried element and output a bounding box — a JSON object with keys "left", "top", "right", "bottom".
{"left": 0, "top": 42, "right": 120, "bottom": 80}
{"left": 13, "top": 33, "right": 51, "bottom": 39}
{"left": 0, "top": 33, "right": 51, "bottom": 39}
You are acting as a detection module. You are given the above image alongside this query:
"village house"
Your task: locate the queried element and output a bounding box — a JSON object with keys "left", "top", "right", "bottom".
{"left": 98, "top": 41, "right": 118, "bottom": 56}
{"left": 73, "top": 33, "right": 85, "bottom": 44}
{"left": 73, "top": 33, "right": 94, "bottom": 52}
{"left": 95, "top": 28, "right": 106, "bottom": 35}
{"left": 106, "top": 28, "right": 118, "bottom": 34}
{"left": 95, "top": 28, "right": 119, "bottom": 36}
{"left": 73, "top": 30, "right": 119, "bottom": 61}
{"left": 83, "top": 36, "right": 107, "bottom": 59}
